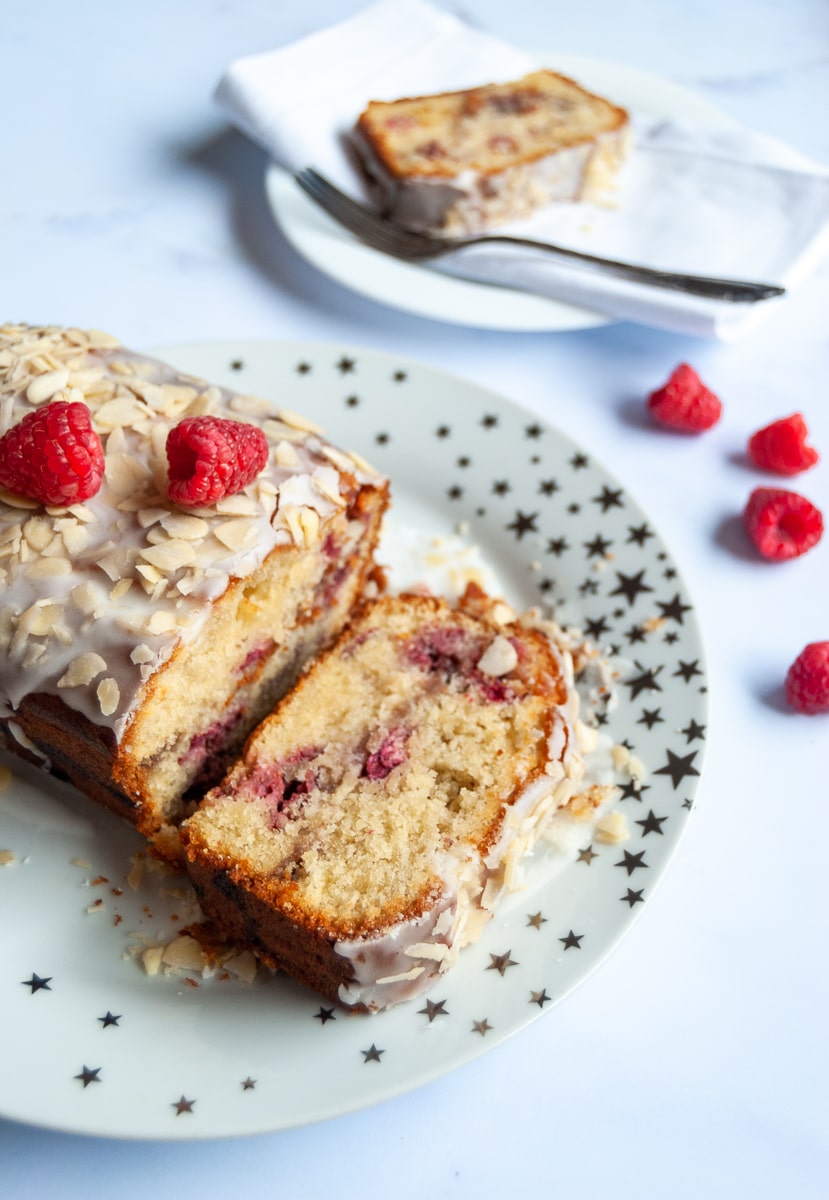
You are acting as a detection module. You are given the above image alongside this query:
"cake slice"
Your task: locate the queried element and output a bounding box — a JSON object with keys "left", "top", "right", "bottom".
{"left": 353, "top": 69, "right": 631, "bottom": 235}
{"left": 181, "top": 590, "right": 601, "bottom": 1012}
{"left": 0, "top": 324, "right": 388, "bottom": 846}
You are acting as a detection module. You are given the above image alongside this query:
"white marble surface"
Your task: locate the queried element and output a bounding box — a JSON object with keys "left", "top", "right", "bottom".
{"left": 1, "top": 1, "right": 827, "bottom": 1196}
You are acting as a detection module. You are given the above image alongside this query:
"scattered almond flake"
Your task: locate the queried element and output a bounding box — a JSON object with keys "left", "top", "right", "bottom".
{"left": 57, "top": 652, "right": 108, "bottom": 688}
{"left": 25, "top": 367, "right": 69, "bottom": 405}
{"left": 376, "top": 966, "right": 425, "bottom": 985}
{"left": 86, "top": 329, "right": 121, "bottom": 349}
{"left": 280, "top": 504, "right": 304, "bottom": 547}
{"left": 25, "top": 556, "right": 72, "bottom": 578}
{"left": 106, "top": 425, "right": 128, "bottom": 455}
{"left": 97, "top": 547, "right": 134, "bottom": 582}
{"left": 22, "top": 516, "right": 53, "bottom": 552}
{"left": 109, "top": 578, "right": 133, "bottom": 601}
{"left": 0, "top": 850, "right": 15, "bottom": 866}
{"left": 221, "top": 951, "right": 258, "bottom": 984}
{"left": 160, "top": 513, "right": 209, "bottom": 540}
{"left": 347, "top": 450, "right": 380, "bottom": 477}
{"left": 139, "top": 539, "right": 196, "bottom": 572}
{"left": 311, "top": 466, "right": 345, "bottom": 507}
{"left": 642, "top": 615, "right": 666, "bottom": 633}
{"left": 130, "top": 643, "right": 154, "bottom": 665}
{"left": 477, "top": 635, "right": 518, "bottom": 677}
{"left": 97, "top": 677, "right": 120, "bottom": 716}
{"left": 161, "top": 935, "right": 208, "bottom": 972}
{"left": 0, "top": 489, "right": 39, "bottom": 510}
{"left": 594, "top": 811, "right": 630, "bottom": 845}
{"left": 274, "top": 440, "right": 300, "bottom": 467}
{"left": 298, "top": 506, "right": 320, "bottom": 547}
{"left": 105, "top": 453, "right": 152, "bottom": 497}
{"left": 95, "top": 395, "right": 150, "bottom": 429}
{"left": 213, "top": 518, "right": 257, "bottom": 552}
{"left": 86, "top": 900, "right": 105, "bottom": 914}
{"left": 404, "top": 942, "right": 449, "bottom": 962}
{"left": 319, "top": 444, "right": 355, "bottom": 473}
{"left": 627, "top": 754, "right": 647, "bottom": 783}
{"left": 144, "top": 610, "right": 177, "bottom": 635}
{"left": 135, "top": 562, "right": 162, "bottom": 585}
{"left": 70, "top": 857, "right": 93, "bottom": 869}
{"left": 136, "top": 507, "right": 168, "bottom": 528}
{"left": 277, "top": 407, "right": 324, "bottom": 434}
{"left": 56, "top": 519, "right": 89, "bottom": 556}
{"left": 67, "top": 503, "right": 96, "bottom": 524}
{"left": 611, "top": 743, "right": 632, "bottom": 772}
{"left": 491, "top": 601, "right": 515, "bottom": 626}
{"left": 215, "top": 494, "right": 259, "bottom": 516}
{"left": 142, "top": 946, "right": 164, "bottom": 976}
{"left": 22, "top": 642, "right": 47, "bottom": 668}
{"left": 229, "top": 393, "right": 273, "bottom": 417}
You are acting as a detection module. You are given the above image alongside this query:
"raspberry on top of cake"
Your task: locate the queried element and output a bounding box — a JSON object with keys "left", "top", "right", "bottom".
{"left": 0, "top": 324, "right": 388, "bottom": 841}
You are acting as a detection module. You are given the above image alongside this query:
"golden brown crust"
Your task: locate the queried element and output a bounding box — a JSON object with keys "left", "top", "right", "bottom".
{"left": 356, "top": 68, "right": 629, "bottom": 180}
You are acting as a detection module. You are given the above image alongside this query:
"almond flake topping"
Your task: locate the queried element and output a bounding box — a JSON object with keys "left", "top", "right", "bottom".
{"left": 96, "top": 677, "right": 120, "bottom": 716}
{"left": 274, "top": 441, "right": 300, "bottom": 467}
{"left": 25, "top": 368, "right": 69, "bottom": 405}
{"left": 139, "top": 540, "right": 196, "bottom": 572}
{"left": 276, "top": 408, "right": 324, "bottom": 435}
{"left": 58, "top": 653, "right": 108, "bottom": 688}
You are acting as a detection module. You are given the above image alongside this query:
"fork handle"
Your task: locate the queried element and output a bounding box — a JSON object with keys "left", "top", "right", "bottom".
{"left": 472, "top": 235, "right": 785, "bottom": 303}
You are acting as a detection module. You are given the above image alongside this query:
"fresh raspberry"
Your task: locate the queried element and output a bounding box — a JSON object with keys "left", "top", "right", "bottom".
{"left": 748, "top": 413, "right": 819, "bottom": 476}
{"left": 646, "top": 363, "right": 722, "bottom": 432}
{"left": 784, "top": 642, "right": 829, "bottom": 714}
{"left": 166, "top": 416, "right": 268, "bottom": 508}
{"left": 742, "top": 486, "right": 823, "bottom": 560}
{"left": 0, "top": 400, "right": 105, "bottom": 506}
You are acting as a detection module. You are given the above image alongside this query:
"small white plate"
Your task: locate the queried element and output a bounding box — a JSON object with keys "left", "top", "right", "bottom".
{"left": 265, "top": 55, "right": 742, "bottom": 331}
{"left": 0, "top": 341, "right": 708, "bottom": 1139}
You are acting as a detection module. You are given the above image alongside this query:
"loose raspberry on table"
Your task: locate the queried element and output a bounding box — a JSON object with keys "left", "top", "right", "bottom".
{"left": 784, "top": 642, "right": 829, "bottom": 714}
{"left": 747, "top": 413, "right": 819, "bottom": 476}
{"left": 742, "top": 486, "right": 823, "bottom": 560}
{"left": 0, "top": 400, "right": 105, "bottom": 506}
{"left": 166, "top": 416, "right": 269, "bottom": 508}
{"left": 646, "top": 363, "right": 722, "bottom": 432}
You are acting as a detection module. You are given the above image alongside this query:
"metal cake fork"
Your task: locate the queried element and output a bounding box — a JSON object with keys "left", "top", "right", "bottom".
{"left": 295, "top": 167, "right": 785, "bottom": 304}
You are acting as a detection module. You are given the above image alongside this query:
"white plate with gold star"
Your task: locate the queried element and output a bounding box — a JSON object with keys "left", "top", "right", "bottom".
{"left": 265, "top": 54, "right": 743, "bottom": 332}
{"left": 0, "top": 341, "right": 708, "bottom": 1139}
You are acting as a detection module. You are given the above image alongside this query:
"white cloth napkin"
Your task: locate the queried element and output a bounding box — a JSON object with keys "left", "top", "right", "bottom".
{"left": 216, "top": 0, "right": 829, "bottom": 339}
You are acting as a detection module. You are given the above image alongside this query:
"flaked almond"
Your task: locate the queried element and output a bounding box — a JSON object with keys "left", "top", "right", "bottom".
{"left": 215, "top": 494, "right": 259, "bottom": 516}
{"left": 130, "top": 643, "right": 154, "bottom": 665}
{"left": 594, "top": 811, "right": 630, "bottom": 845}
{"left": 312, "top": 466, "right": 345, "bottom": 507}
{"left": 161, "top": 935, "right": 207, "bottom": 972}
{"left": 25, "top": 557, "right": 71, "bottom": 578}
{"left": 477, "top": 634, "right": 518, "bottom": 677}
{"left": 229, "top": 393, "right": 272, "bottom": 417}
{"left": 348, "top": 450, "right": 380, "bottom": 477}
{"left": 276, "top": 407, "right": 324, "bottom": 435}
{"left": 160, "top": 513, "right": 209, "bottom": 540}
{"left": 142, "top": 946, "right": 164, "bottom": 976}
{"left": 274, "top": 440, "right": 300, "bottom": 467}
{"left": 22, "top": 516, "right": 54, "bottom": 552}
{"left": 139, "top": 539, "right": 196, "bottom": 572}
{"left": 213, "top": 518, "right": 257, "bottom": 552}
{"left": 25, "top": 367, "right": 69, "bottom": 405}
{"left": 144, "top": 610, "right": 177, "bottom": 635}
{"left": 221, "top": 951, "right": 258, "bottom": 984}
{"left": 57, "top": 652, "right": 107, "bottom": 688}
{"left": 97, "top": 677, "right": 120, "bottom": 716}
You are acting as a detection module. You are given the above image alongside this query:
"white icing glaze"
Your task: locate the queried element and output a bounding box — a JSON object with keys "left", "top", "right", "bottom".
{"left": 0, "top": 325, "right": 380, "bottom": 741}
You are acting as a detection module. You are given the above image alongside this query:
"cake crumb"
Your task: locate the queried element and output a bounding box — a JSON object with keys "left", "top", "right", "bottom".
{"left": 70, "top": 856, "right": 93, "bottom": 869}
{"left": 0, "top": 849, "right": 16, "bottom": 866}
{"left": 0, "top": 765, "right": 12, "bottom": 791}
{"left": 594, "top": 811, "right": 630, "bottom": 845}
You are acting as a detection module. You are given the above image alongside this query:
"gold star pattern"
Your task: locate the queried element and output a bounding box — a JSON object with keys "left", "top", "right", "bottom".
{"left": 577, "top": 845, "right": 598, "bottom": 865}
{"left": 530, "top": 989, "right": 552, "bottom": 1008}
{"left": 472, "top": 1019, "right": 492, "bottom": 1036}
{"left": 487, "top": 950, "right": 518, "bottom": 976}
{"left": 418, "top": 998, "right": 449, "bottom": 1022}
{"left": 173, "top": 1096, "right": 195, "bottom": 1115}
{"left": 527, "top": 911, "right": 547, "bottom": 929}
{"left": 74, "top": 1066, "right": 101, "bottom": 1088}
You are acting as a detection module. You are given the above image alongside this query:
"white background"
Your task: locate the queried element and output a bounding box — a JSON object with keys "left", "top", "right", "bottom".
{"left": 1, "top": 1, "right": 827, "bottom": 1196}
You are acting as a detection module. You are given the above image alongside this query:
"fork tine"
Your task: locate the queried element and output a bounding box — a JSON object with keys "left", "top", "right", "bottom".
{"left": 294, "top": 168, "right": 439, "bottom": 260}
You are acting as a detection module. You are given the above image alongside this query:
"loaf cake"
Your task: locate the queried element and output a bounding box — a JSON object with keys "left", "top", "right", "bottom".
{"left": 181, "top": 589, "right": 604, "bottom": 1012}
{"left": 353, "top": 69, "right": 631, "bottom": 236}
{"left": 0, "top": 324, "right": 388, "bottom": 845}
